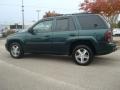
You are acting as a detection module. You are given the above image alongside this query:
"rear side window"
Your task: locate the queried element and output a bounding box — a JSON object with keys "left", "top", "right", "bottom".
{"left": 77, "top": 15, "right": 108, "bottom": 30}
{"left": 56, "top": 18, "right": 69, "bottom": 31}
{"left": 55, "top": 17, "right": 75, "bottom": 32}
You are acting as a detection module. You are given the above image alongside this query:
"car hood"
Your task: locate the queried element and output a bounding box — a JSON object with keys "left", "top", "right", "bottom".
{"left": 7, "top": 31, "right": 27, "bottom": 40}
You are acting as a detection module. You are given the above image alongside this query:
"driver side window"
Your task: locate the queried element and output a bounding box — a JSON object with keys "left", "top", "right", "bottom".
{"left": 33, "top": 20, "right": 53, "bottom": 33}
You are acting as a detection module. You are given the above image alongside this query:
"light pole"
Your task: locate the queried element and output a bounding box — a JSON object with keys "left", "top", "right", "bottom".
{"left": 36, "top": 10, "right": 40, "bottom": 21}
{"left": 22, "top": 0, "right": 25, "bottom": 29}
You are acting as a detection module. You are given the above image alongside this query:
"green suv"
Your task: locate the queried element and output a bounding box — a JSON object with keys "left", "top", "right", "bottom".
{"left": 5, "top": 13, "right": 117, "bottom": 65}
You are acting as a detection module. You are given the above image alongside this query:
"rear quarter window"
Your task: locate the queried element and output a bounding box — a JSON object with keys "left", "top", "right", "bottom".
{"left": 77, "top": 15, "right": 109, "bottom": 30}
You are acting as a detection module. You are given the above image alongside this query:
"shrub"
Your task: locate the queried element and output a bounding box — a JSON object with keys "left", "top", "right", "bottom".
{"left": 2, "top": 29, "right": 15, "bottom": 37}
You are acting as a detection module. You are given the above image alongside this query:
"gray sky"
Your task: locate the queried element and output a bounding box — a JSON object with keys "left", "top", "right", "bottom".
{"left": 0, "top": 0, "right": 84, "bottom": 25}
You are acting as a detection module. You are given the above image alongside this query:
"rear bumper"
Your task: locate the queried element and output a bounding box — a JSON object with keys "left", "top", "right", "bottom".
{"left": 96, "top": 42, "right": 117, "bottom": 55}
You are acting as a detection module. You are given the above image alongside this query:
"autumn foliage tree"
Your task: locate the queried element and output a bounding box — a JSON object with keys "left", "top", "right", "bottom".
{"left": 43, "top": 11, "right": 61, "bottom": 18}
{"left": 80, "top": 0, "right": 120, "bottom": 26}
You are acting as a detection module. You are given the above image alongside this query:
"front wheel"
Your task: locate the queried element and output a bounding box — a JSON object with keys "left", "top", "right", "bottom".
{"left": 9, "top": 43, "right": 24, "bottom": 58}
{"left": 72, "top": 45, "right": 94, "bottom": 66}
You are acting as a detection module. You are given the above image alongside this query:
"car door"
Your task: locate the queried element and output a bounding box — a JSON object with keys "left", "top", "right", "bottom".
{"left": 51, "top": 17, "right": 78, "bottom": 54}
{"left": 25, "top": 19, "right": 54, "bottom": 53}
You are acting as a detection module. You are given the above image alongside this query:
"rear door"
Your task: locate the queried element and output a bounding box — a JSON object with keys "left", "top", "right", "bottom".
{"left": 51, "top": 16, "right": 78, "bottom": 54}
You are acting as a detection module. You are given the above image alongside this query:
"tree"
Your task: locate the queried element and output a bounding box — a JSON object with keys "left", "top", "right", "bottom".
{"left": 43, "top": 11, "right": 61, "bottom": 18}
{"left": 80, "top": 0, "right": 120, "bottom": 26}
{"left": 118, "top": 21, "right": 120, "bottom": 28}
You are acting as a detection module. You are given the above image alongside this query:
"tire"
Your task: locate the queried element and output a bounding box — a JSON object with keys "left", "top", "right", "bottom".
{"left": 9, "top": 42, "right": 24, "bottom": 58}
{"left": 72, "top": 45, "right": 94, "bottom": 66}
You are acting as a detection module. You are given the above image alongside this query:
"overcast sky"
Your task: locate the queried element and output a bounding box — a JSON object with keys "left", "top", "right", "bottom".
{"left": 0, "top": 0, "right": 84, "bottom": 25}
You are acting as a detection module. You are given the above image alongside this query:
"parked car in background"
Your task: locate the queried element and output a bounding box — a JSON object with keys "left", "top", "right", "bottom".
{"left": 0, "top": 28, "right": 3, "bottom": 37}
{"left": 5, "top": 13, "right": 117, "bottom": 66}
{"left": 0, "top": 33, "right": 3, "bottom": 38}
{"left": 113, "top": 28, "right": 120, "bottom": 36}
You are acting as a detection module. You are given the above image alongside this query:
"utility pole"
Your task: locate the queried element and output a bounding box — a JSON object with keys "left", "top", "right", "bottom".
{"left": 36, "top": 10, "right": 40, "bottom": 21}
{"left": 22, "top": 0, "right": 25, "bottom": 29}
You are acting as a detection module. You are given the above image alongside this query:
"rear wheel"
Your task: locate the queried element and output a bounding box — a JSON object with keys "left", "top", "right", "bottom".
{"left": 72, "top": 45, "right": 94, "bottom": 66}
{"left": 9, "top": 43, "right": 24, "bottom": 58}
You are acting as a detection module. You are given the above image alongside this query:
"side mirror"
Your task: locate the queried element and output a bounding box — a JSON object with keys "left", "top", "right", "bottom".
{"left": 28, "top": 28, "right": 37, "bottom": 35}
{"left": 94, "top": 24, "right": 98, "bottom": 28}
{"left": 28, "top": 28, "right": 34, "bottom": 34}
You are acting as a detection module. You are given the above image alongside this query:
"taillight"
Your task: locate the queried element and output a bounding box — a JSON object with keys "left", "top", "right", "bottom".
{"left": 105, "top": 30, "right": 112, "bottom": 43}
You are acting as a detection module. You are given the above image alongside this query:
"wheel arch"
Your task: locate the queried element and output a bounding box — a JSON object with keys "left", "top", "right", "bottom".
{"left": 7, "top": 39, "right": 24, "bottom": 51}
{"left": 69, "top": 40, "right": 96, "bottom": 55}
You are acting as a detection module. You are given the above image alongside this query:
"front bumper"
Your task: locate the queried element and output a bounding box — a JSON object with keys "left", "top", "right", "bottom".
{"left": 5, "top": 41, "right": 9, "bottom": 51}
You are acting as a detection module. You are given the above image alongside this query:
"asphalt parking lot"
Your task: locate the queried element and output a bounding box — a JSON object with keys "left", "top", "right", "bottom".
{"left": 0, "top": 38, "right": 120, "bottom": 90}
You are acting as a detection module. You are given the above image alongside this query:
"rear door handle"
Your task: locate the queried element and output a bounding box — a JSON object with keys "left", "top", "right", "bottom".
{"left": 45, "top": 35, "right": 50, "bottom": 37}
{"left": 69, "top": 34, "right": 76, "bottom": 36}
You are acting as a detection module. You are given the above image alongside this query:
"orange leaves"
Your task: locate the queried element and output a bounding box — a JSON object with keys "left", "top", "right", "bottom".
{"left": 80, "top": 0, "right": 120, "bottom": 17}
{"left": 43, "top": 11, "right": 61, "bottom": 18}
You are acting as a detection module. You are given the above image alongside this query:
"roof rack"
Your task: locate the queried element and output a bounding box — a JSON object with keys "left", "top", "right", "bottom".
{"left": 62, "top": 12, "right": 93, "bottom": 16}
{"left": 44, "top": 12, "right": 94, "bottom": 18}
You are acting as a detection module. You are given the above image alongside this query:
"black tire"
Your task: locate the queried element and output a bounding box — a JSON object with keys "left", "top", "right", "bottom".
{"left": 72, "top": 45, "right": 94, "bottom": 66}
{"left": 9, "top": 42, "right": 24, "bottom": 58}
